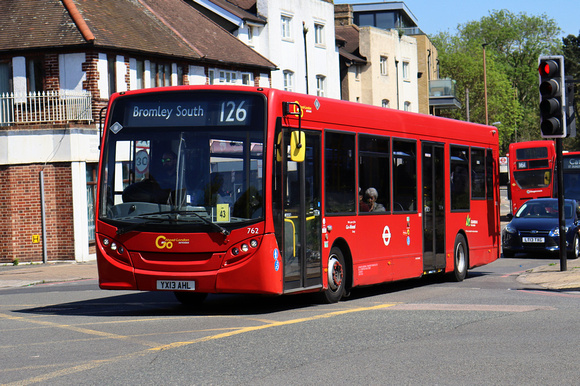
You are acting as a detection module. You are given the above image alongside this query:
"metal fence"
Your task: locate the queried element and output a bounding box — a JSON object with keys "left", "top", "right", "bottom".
{"left": 0, "top": 90, "right": 93, "bottom": 125}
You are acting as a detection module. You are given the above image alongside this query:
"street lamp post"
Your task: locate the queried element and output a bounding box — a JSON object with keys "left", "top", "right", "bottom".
{"left": 482, "top": 43, "right": 489, "bottom": 126}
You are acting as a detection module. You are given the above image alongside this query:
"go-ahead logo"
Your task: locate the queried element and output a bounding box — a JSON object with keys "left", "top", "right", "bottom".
{"left": 155, "top": 235, "right": 191, "bottom": 249}
{"left": 156, "top": 235, "right": 173, "bottom": 249}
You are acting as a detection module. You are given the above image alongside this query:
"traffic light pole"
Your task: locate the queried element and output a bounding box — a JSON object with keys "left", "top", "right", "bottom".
{"left": 555, "top": 138, "right": 567, "bottom": 271}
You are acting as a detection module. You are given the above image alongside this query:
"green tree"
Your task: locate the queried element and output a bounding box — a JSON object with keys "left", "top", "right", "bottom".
{"left": 432, "top": 31, "right": 522, "bottom": 152}
{"left": 562, "top": 34, "right": 580, "bottom": 150}
{"left": 431, "top": 10, "right": 562, "bottom": 153}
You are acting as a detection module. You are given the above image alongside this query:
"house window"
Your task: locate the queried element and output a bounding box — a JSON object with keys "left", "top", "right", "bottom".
{"left": 107, "top": 55, "right": 117, "bottom": 95}
{"left": 382, "top": 99, "right": 389, "bottom": 108}
{"left": 402, "top": 61, "right": 410, "bottom": 81}
{"left": 314, "top": 23, "right": 324, "bottom": 46}
{"left": 0, "top": 61, "right": 11, "bottom": 94}
{"left": 380, "top": 56, "right": 388, "bottom": 76}
{"left": 177, "top": 65, "right": 184, "bottom": 86}
{"left": 161, "top": 64, "right": 171, "bottom": 86}
{"left": 281, "top": 15, "right": 292, "bottom": 40}
{"left": 242, "top": 72, "right": 253, "bottom": 86}
{"left": 208, "top": 69, "right": 215, "bottom": 85}
{"left": 219, "top": 70, "right": 238, "bottom": 84}
{"left": 135, "top": 60, "right": 144, "bottom": 89}
{"left": 27, "top": 58, "right": 44, "bottom": 93}
{"left": 248, "top": 25, "right": 254, "bottom": 45}
{"left": 316, "top": 75, "right": 325, "bottom": 97}
{"left": 283, "top": 70, "right": 294, "bottom": 91}
{"left": 149, "top": 62, "right": 171, "bottom": 87}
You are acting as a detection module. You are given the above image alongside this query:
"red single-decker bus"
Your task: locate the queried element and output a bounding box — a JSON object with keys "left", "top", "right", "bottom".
{"left": 96, "top": 86, "right": 500, "bottom": 304}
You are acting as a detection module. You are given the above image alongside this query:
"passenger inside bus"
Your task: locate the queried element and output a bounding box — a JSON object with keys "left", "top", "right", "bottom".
{"left": 364, "top": 187, "right": 386, "bottom": 212}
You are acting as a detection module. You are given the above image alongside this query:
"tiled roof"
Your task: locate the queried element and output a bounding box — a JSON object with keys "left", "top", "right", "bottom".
{"left": 0, "top": 0, "right": 275, "bottom": 70}
{"left": 0, "top": 0, "right": 86, "bottom": 50}
{"left": 223, "top": 0, "right": 257, "bottom": 13}
{"left": 204, "top": 0, "right": 265, "bottom": 24}
{"left": 335, "top": 25, "right": 360, "bottom": 55}
{"left": 335, "top": 24, "right": 366, "bottom": 63}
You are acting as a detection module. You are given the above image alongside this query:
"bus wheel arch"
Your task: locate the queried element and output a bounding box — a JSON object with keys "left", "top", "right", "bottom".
{"left": 321, "top": 239, "right": 352, "bottom": 303}
{"left": 451, "top": 232, "right": 469, "bottom": 282}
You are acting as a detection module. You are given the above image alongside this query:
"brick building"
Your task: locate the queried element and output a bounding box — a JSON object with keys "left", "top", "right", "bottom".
{"left": 0, "top": 0, "right": 274, "bottom": 264}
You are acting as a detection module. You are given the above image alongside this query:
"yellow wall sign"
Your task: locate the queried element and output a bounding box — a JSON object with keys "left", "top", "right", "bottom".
{"left": 32, "top": 235, "right": 40, "bottom": 243}
{"left": 217, "top": 204, "right": 230, "bottom": 222}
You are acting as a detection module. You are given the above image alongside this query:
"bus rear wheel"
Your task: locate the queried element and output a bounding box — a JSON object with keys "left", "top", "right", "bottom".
{"left": 452, "top": 234, "right": 468, "bottom": 282}
{"left": 321, "top": 247, "right": 346, "bottom": 303}
{"left": 174, "top": 291, "right": 207, "bottom": 306}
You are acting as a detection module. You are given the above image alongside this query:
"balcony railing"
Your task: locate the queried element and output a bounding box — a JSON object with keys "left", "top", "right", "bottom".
{"left": 0, "top": 90, "right": 92, "bottom": 126}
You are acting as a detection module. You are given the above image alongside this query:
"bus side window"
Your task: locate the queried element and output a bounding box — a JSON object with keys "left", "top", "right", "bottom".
{"left": 392, "top": 139, "right": 417, "bottom": 212}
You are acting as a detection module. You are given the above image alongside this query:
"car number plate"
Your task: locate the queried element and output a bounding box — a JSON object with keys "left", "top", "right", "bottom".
{"left": 156, "top": 280, "right": 196, "bottom": 291}
{"left": 522, "top": 237, "right": 544, "bottom": 243}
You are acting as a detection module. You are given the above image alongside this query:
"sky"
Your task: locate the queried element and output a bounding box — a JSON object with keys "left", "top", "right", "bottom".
{"left": 335, "top": 0, "right": 579, "bottom": 38}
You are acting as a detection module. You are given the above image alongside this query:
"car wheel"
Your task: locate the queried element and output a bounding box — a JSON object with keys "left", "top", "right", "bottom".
{"left": 452, "top": 234, "right": 468, "bottom": 282}
{"left": 568, "top": 234, "right": 580, "bottom": 259}
{"left": 321, "top": 247, "right": 347, "bottom": 303}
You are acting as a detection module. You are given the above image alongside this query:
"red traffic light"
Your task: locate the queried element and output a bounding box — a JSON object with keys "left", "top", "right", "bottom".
{"left": 538, "top": 55, "right": 566, "bottom": 138}
{"left": 539, "top": 60, "right": 559, "bottom": 77}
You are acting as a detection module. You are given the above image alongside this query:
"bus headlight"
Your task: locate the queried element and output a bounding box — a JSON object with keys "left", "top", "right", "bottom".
{"left": 223, "top": 237, "right": 262, "bottom": 267}
{"left": 98, "top": 235, "right": 130, "bottom": 265}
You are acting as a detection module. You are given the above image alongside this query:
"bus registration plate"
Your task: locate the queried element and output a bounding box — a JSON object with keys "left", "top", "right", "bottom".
{"left": 157, "top": 280, "right": 196, "bottom": 291}
{"left": 522, "top": 237, "right": 544, "bottom": 243}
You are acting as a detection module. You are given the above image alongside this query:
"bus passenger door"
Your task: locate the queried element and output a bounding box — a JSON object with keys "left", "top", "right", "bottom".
{"left": 278, "top": 130, "right": 322, "bottom": 292}
{"left": 422, "top": 143, "right": 446, "bottom": 272}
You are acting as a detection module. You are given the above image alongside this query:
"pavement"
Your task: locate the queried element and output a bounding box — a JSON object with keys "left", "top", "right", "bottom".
{"left": 1, "top": 258, "right": 580, "bottom": 291}
{"left": 0, "top": 261, "right": 98, "bottom": 289}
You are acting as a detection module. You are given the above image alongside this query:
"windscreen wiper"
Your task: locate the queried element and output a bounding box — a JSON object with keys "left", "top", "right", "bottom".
{"left": 115, "top": 210, "right": 230, "bottom": 237}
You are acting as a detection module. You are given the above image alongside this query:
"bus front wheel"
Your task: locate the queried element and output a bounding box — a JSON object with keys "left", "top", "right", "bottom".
{"left": 452, "top": 234, "right": 468, "bottom": 282}
{"left": 322, "top": 247, "right": 346, "bottom": 303}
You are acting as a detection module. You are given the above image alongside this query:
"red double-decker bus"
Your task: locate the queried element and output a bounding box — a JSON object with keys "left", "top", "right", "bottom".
{"left": 507, "top": 140, "right": 556, "bottom": 215}
{"left": 96, "top": 86, "right": 500, "bottom": 304}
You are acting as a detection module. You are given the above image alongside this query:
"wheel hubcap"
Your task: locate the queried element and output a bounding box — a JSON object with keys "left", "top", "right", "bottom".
{"left": 328, "top": 255, "right": 343, "bottom": 291}
{"left": 456, "top": 244, "right": 466, "bottom": 272}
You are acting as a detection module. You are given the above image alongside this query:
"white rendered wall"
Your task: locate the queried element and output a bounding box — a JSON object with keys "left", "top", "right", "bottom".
{"left": 255, "top": 0, "right": 339, "bottom": 98}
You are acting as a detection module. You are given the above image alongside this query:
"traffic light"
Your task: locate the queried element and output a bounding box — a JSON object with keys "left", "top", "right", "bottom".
{"left": 538, "top": 55, "right": 566, "bottom": 138}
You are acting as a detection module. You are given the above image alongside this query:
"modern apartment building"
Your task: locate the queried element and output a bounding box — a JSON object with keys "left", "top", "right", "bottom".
{"left": 335, "top": 2, "right": 460, "bottom": 114}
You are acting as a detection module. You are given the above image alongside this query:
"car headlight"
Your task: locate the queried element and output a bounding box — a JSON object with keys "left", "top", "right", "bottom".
{"left": 504, "top": 223, "right": 517, "bottom": 234}
{"left": 549, "top": 226, "right": 568, "bottom": 237}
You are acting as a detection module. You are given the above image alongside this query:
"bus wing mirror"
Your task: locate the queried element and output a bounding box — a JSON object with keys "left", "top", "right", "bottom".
{"left": 282, "top": 101, "right": 305, "bottom": 162}
{"left": 290, "top": 131, "right": 305, "bottom": 162}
